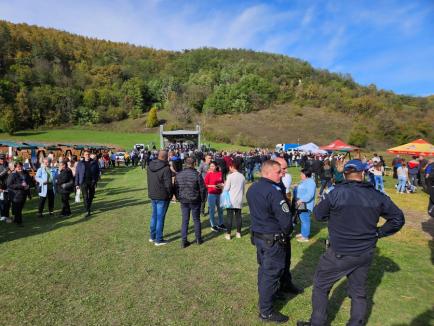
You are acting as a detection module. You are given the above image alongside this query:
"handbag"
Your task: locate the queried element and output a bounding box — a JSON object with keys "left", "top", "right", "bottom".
{"left": 75, "top": 188, "right": 81, "bottom": 203}
{"left": 296, "top": 202, "right": 308, "bottom": 212}
{"left": 220, "top": 191, "right": 232, "bottom": 209}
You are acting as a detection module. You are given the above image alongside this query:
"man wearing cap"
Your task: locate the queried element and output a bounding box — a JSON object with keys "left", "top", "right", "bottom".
{"left": 297, "top": 159, "right": 405, "bottom": 326}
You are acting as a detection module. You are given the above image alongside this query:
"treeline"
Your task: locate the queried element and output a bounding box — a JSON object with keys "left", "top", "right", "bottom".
{"left": 0, "top": 21, "right": 433, "bottom": 146}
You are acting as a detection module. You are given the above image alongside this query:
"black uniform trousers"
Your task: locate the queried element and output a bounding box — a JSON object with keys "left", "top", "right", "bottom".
{"left": 311, "top": 247, "right": 374, "bottom": 326}
{"left": 80, "top": 183, "right": 95, "bottom": 213}
{"left": 280, "top": 240, "right": 292, "bottom": 289}
{"left": 38, "top": 188, "right": 55, "bottom": 214}
{"left": 180, "top": 202, "right": 202, "bottom": 241}
{"left": 254, "top": 237, "right": 286, "bottom": 316}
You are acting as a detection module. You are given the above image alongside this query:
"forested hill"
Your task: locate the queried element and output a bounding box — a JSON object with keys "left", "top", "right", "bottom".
{"left": 0, "top": 20, "right": 433, "bottom": 147}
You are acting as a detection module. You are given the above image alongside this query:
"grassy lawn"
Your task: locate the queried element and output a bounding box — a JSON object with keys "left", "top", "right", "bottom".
{"left": 0, "top": 163, "right": 432, "bottom": 325}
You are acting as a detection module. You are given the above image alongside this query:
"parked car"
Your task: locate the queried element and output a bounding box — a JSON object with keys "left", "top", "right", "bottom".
{"left": 115, "top": 152, "right": 126, "bottom": 162}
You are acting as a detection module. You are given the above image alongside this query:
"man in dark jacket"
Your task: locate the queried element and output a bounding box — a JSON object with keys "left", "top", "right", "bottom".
{"left": 174, "top": 157, "right": 207, "bottom": 248}
{"left": 147, "top": 150, "right": 173, "bottom": 246}
{"left": 298, "top": 159, "right": 405, "bottom": 326}
{"left": 75, "top": 150, "right": 100, "bottom": 218}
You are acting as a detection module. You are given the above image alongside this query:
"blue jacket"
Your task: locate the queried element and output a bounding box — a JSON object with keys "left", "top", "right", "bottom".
{"left": 246, "top": 177, "right": 293, "bottom": 235}
{"left": 314, "top": 180, "right": 404, "bottom": 255}
{"left": 296, "top": 178, "right": 316, "bottom": 211}
{"left": 35, "top": 166, "right": 58, "bottom": 197}
{"left": 75, "top": 159, "right": 100, "bottom": 186}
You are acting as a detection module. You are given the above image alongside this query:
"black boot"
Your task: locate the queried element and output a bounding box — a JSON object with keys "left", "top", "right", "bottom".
{"left": 181, "top": 240, "right": 191, "bottom": 249}
{"left": 259, "top": 311, "right": 289, "bottom": 323}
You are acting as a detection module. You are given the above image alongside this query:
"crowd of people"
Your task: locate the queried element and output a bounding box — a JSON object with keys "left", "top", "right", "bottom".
{"left": 0, "top": 150, "right": 105, "bottom": 226}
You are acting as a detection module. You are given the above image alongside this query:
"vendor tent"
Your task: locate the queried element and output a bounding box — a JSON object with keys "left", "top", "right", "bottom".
{"left": 320, "top": 139, "right": 358, "bottom": 152}
{"left": 295, "top": 143, "right": 326, "bottom": 154}
{"left": 387, "top": 139, "right": 434, "bottom": 156}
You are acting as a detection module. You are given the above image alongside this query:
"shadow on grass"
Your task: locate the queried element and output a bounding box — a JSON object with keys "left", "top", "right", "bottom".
{"left": 326, "top": 249, "right": 400, "bottom": 325}
{"left": 12, "top": 131, "right": 47, "bottom": 137}
{"left": 275, "top": 238, "right": 326, "bottom": 312}
{"left": 391, "top": 308, "right": 434, "bottom": 326}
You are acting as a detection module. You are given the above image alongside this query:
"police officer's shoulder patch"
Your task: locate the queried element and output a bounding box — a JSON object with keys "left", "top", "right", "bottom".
{"left": 280, "top": 200, "right": 290, "bottom": 213}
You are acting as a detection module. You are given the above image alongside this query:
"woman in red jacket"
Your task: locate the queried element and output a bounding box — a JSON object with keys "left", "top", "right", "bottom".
{"left": 204, "top": 161, "right": 225, "bottom": 232}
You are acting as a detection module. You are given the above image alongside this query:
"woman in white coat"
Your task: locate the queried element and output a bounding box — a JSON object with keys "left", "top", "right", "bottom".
{"left": 35, "top": 157, "right": 58, "bottom": 217}
{"left": 224, "top": 159, "right": 246, "bottom": 240}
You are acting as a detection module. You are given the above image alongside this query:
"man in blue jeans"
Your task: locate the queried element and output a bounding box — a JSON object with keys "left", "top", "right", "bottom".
{"left": 147, "top": 150, "right": 173, "bottom": 246}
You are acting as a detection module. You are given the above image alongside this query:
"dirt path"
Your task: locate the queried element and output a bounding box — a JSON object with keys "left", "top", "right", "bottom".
{"left": 404, "top": 209, "right": 433, "bottom": 239}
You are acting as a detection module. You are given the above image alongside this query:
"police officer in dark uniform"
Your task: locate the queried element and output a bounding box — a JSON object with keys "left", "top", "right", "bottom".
{"left": 247, "top": 160, "right": 294, "bottom": 323}
{"left": 297, "top": 160, "right": 405, "bottom": 326}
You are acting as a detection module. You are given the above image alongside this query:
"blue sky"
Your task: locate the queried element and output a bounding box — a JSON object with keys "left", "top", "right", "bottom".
{"left": 1, "top": 0, "right": 433, "bottom": 96}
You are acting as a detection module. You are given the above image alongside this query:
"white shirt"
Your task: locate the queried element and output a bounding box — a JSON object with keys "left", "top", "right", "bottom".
{"left": 281, "top": 174, "right": 292, "bottom": 194}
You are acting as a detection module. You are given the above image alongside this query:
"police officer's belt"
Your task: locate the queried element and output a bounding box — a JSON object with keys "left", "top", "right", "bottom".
{"left": 252, "top": 232, "right": 278, "bottom": 241}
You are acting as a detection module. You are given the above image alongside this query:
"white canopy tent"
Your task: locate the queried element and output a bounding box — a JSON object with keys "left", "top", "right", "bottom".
{"left": 295, "top": 142, "right": 327, "bottom": 154}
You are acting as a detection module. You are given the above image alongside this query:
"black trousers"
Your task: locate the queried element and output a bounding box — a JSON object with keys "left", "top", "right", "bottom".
{"left": 254, "top": 237, "right": 286, "bottom": 315}
{"left": 180, "top": 202, "right": 202, "bottom": 242}
{"left": 280, "top": 240, "right": 292, "bottom": 289}
{"left": 38, "top": 188, "right": 55, "bottom": 214}
{"left": 0, "top": 191, "right": 10, "bottom": 217}
{"left": 226, "top": 208, "right": 242, "bottom": 233}
{"left": 12, "top": 199, "right": 26, "bottom": 224}
{"left": 201, "top": 192, "right": 208, "bottom": 214}
{"left": 80, "top": 183, "right": 95, "bottom": 213}
{"left": 311, "top": 247, "right": 374, "bottom": 326}
{"left": 60, "top": 192, "right": 71, "bottom": 216}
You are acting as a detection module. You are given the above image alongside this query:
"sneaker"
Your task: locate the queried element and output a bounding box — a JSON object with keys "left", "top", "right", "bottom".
{"left": 236, "top": 232, "right": 241, "bottom": 238}
{"left": 225, "top": 233, "right": 231, "bottom": 240}
{"left": 154, "top": 240, "right": 169, "bottom": 246}
{"left": 297, "top": 236, "right": 309, "bottom": 243}
{"left": 295, "top": 233, "right": 303, "bottom": 239}
{"left": 259, "top": 311, "right": 289, "bottom": 323}
{"left": 148, "top": 239, "right": 155, "bottom": 243}
{"left": 218, "top": 224, "right": 227, "bottom": 231}
{"left": 211, "top": 226, "right": 219, "bottom": 232}
{"left": 0, "top": 216, "right": 6, "bottom": 222}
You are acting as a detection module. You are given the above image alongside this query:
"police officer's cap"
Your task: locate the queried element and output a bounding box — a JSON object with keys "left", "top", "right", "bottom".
{"left": 344, "top": 159, "right": 368, "bottom": 172}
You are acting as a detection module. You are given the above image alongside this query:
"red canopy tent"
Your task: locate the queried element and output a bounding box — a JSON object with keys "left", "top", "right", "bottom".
{"left": 320, "top": 139, "right": 359, "bottom": 152}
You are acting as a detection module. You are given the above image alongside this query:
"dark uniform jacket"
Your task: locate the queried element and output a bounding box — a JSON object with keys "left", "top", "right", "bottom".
{"left": 174, "top": 168, "right": 206, "bottom": 204}
{"left": 246, "top": 177, "right": 293, "bottom": 235}
{"left": 314, "top": 180, "right": 405, "bottom": 255}
{"left": 0, "top": 164, "right": 9, "bottom": 190}
{"left": 147, "top": 159, "right": 173, "bottom": 201}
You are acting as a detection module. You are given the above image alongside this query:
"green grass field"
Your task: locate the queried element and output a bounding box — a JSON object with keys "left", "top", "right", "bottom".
{"left": 0, "top": 161, "right": 433, "bottom": 325}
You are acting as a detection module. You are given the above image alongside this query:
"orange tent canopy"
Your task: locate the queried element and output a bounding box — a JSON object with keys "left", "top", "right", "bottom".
{"left": 320, "top": 139, "right": 359, "bottom": 152}
{"left": 387, "top": 139, "right": 434, "bottom": 156}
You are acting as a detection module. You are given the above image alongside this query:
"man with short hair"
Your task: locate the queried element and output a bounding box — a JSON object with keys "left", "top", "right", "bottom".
{"left": 35, "top": 157, "right": 58, "bottom": 217}
{"left": 247, "top": 160, "right": 294, "bottom": 323}
{"left": 297, "top": 159, "right": 405, "bottom": 326}
{"left": 75, "top": 151, "right": 100, "bottom": 217}
{"left": 147, "top": 150, "right": 173, "bottom": 246}
{"left": 175, "top": 157, "right": 207, "bottom": 248}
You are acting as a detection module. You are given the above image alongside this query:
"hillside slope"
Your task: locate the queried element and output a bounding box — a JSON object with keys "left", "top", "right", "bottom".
{"left": 0, "top": 20, "right": 433, "bottom": 147}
